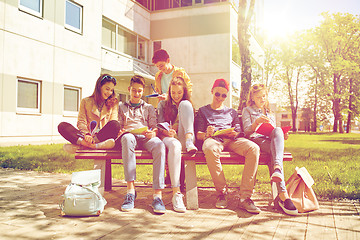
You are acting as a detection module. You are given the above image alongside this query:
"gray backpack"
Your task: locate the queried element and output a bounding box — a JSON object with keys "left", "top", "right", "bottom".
{"left": 60, "top": 169, "right": 107, "bottom": 216}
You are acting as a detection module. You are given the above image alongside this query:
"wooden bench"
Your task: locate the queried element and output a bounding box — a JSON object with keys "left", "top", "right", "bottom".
{"left": 75, "top": 149, "right": 293, "bottom": 210}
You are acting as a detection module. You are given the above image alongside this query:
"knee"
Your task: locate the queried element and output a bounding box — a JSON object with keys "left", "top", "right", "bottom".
{"left": 58, "top": 122, "right": 70, "bottom": 133}
{"left": 153, "top": 138, "right": 166, "bottom": 152}
{"left": 272, "top": 127, "right": 284, "bottom": 138}
{"left": 108, "top": 120, "right": 120, "bottom": 133}
{"left": 202, "top": 141, "right": 220, "bottom": 158}
{"left": 179, "top": 100, "right": 192, "bottom": 109}
{"left": 168, "top": 139, "right": 182, "bottom": 152}
{"left": 247, "top": 141, "right": 260, "bottom": 157}
{"left": 121, "top": 134, "right": 136, "bottom": 147}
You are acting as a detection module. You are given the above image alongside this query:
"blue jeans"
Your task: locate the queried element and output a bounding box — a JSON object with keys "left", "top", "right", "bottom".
{"left": 120, "top": 133, "right": 165, "bottom": 190}
{"left": 251, "top": 127, "right": 286, "bottom": 193}
{"left": 162, "top": 100, "right": 195, "bottom": 188}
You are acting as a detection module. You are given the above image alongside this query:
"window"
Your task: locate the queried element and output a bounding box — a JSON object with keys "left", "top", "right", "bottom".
{"left": 64, "top": 86, "right": 81, "bottom": 115}
{"left": 17, "top": 78, "right": 41, "bottom": 114}
{"left": 118, "top": 93, "right": 127, "bottom": 103}
{"left": 19, "top": 0, "right": 43, "bottom": 17}
{"left": 65, "top": 0, "right": 83, "bottom": 34}
{"left": 232, "top": 39, "right": 241, "bottom": 65}
{"left": 153, "top": 41, "right": 162, "bottom": 53}
{"left": 154, "top": 0, "right": 170, "bottom": 10}
{"left": 181, "top": 0, "right": 192, "bottom": 7}
{"left": 138, "top": 37, "right": 147, "bottom": 61}
{"left": 135, "top": 0, "right": 150, "bottom": 10}
{"left": 282, "top": 114, "right": 288, "bottom": 119}
{"left": 101, "top": 18, "right": 150, "bottom": 61}
{"left": 102, "top": 19, "right": 116, "bottom": 49}
{"left": 117, "top": 27, "right": 137, "bottom": 58}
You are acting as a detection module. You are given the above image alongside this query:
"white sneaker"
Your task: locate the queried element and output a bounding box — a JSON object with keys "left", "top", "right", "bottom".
{"left": 172, "top": 193, "right": 186, "bottom": 213}
{"left": 96, "top": 139, "right": 115, "bottom": 149}
{"left": 63, "top": 144, "right": 80, "bottom": 154}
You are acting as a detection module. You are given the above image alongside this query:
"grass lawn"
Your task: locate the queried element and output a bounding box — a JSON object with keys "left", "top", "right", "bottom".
{"left": 1, "top": 133, "right": 359, "bottom": 199}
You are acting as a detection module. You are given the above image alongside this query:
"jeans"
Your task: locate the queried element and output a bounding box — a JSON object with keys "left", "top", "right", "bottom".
{"left": 162, "top": 100, "right": 195, "bottom": 188}
{"left": 251, "top": 127, "right": 286, "bottom": 193}
{"left": 202, "top": 137, "right": 260, "bottom": 199}
{"left": 120, "top": 133, "right": 165, "bottom": 190}
{"left": 58, "top": 120, "right": 120, "bottom": 144}
{"left": 177, "top": 100, "right": 196, "bottom": 149}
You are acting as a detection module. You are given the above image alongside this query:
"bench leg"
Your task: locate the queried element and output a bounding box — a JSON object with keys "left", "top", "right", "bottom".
{"left": 185, "top": 160, "right": 199, "bottom": 210}
{"left": 94, "top": 159, "right": 112, "bottom": 192}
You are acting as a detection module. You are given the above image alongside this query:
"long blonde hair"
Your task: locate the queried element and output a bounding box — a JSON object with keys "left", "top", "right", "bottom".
{"left": 246, "top": 84, "right": 270, "bottom": 112}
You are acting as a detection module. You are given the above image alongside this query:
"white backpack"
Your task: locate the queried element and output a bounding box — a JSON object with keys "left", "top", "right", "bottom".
{"left": 60, "top": 169, "right": 107, "bottom": 216}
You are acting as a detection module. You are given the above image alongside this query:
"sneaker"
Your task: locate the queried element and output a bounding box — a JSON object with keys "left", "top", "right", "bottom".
{"left": 121, "top": 192, "right": 137, "bottom": 212}
{"left": 172, "top": 193, "right": 186, "bottom": 213}
{"left": 271, "top": 169, "right": 284, "bottom": 182}
{"left": 277, "top": 197, "right": 298, "bottom": 216}
{"left": 96, "top": 139, "right": 115, "bottom": 149}
{"left": 152, "top": 197, "right": 166, "bottom": 214}
{"left": 215, "top": 194, "right": 228, "bottom": 209}
{"left": 238, "top": 198, "right": 261, "bottom": 214}
{"left": 63, "top": 144, "right": 80, "bottom": 154}
{"left": 185, "top": 140, "right": 198, "bottom": 155}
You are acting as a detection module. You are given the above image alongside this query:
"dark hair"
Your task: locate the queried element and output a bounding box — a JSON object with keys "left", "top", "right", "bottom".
{"left": 130, "top": 75, "right": 145, "bottom": 87}
{"left": 152, "top": 49, "right": 170, "bottom": 64}
{"left": 163, "top": 77, "right": 193, "bottom": 123}
{"left": 91, "top": 74, "right": 117, "bottom": 109}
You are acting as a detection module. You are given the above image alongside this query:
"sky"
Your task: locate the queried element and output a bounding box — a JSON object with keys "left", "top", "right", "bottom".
{"left": 263, "top": 0, "right": 360, "bottom": 39}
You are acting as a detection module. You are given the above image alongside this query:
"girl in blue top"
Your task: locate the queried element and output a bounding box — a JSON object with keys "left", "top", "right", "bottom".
{"left": 242, "top": 84, "right": 298, "bottom": 216}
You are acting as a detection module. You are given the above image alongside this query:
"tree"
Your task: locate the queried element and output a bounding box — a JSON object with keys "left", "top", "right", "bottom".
{"left": 275, "top": 35, "right": 307, "bottom": 132}
{"left": 302, "top": 29, "right": 331, "bottom": 132}
{"left": 237, "top": 0, "right": 256, "bottom": 112}
{"left": 314, "top": 13, "right": 360, "bottom": 132}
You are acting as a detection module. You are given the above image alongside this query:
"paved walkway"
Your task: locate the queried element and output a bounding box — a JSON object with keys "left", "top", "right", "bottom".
{"left": 0, "top": 168, "right": 359, "bottom": 240}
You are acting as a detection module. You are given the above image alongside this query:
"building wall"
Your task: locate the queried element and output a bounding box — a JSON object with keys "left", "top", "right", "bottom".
{"left": 0, "top": 0, "right": 102, "bottom": 145}
{"left": 150, "top": 3, "right": 232, "bottom": 109}
{"left": 0, "top": 0, "right": 264, "bottom": 145}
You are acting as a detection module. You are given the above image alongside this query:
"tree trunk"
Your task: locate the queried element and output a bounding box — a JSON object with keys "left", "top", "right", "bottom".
{"left": 332, "top": 74, "right": 341, "bottom": 132}
{"left": 237, "top": 0, "right": 255, "bottom": 112}
{"left": 292, "top": 110, "right": 297, "bottom": 132}
{"left": 346, "top": 78, "right": 353, "bottom": 133}
{"left": 312, "top": 74, "right": 318, "bottom": 132}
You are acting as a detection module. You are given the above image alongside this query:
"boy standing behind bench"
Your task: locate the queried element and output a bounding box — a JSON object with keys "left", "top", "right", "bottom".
{"left": 116, "top": 75, "right": 166, "bottom": 214}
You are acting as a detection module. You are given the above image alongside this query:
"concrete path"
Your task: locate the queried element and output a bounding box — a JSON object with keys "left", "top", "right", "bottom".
{"left": 0, "top": 168, "right": 359, "bottom": 240}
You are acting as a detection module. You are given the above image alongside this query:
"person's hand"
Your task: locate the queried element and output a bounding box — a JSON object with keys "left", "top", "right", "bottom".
{"left": 255, "top": 115, "right": 270, "bottom": 125}
{"left": 84, "top": 135, "right": 94, "bottom": 144}
{"left": 205, "top": 125, "right": 215, "bottom": 138}
{"left": 284, "top": 132, "right": 289, "bottom": 140}
{"left": 166, "top": 129, "right": 177, "bottom": 138}
{"left": 157, "top": 93, "right": 167, "bottom": 101}
{"left": 225, "top": 130, "right": 238, "bottom": 138}
{"left": 117, "top": 128, "right": 126, "bottom": 137}
{"left": 144, "top": 129, "right": 156, "bottom": 139}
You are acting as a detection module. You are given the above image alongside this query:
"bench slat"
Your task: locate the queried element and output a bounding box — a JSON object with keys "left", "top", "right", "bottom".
{"left": 75, "top": 150, "right": 292, "bottom": 165}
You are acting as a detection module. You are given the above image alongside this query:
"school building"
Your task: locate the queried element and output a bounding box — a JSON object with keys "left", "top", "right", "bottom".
{"left": 0, "top": 0, "right": 264, "bottom": 145}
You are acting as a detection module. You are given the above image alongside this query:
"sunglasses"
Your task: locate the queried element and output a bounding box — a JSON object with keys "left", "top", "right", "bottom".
{"left": 215, "top": 92, "right": 227, "bottom": 98}
{"left": 253, "top": 84, "right": 265, "bottom": 89}
{"left": 101, "top": 75, "right": 117, "bottom": 84}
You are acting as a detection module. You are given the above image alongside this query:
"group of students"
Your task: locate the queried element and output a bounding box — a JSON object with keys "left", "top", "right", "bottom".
{"left": 58, "top": 49, "right": 298, "bottom": 216}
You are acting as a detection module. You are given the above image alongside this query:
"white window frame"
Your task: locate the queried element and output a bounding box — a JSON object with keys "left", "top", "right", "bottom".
{"left": 16, "top": 78, "right": 41, "bottom": 115}
{"left": 63, "top": 85, "right": 81, "bottom": 117}
{"left": 18, "top": 0, "right": 43, "bottom": 18}
{"left": 64, "top": 0, "right": 83, "bottom": 34}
